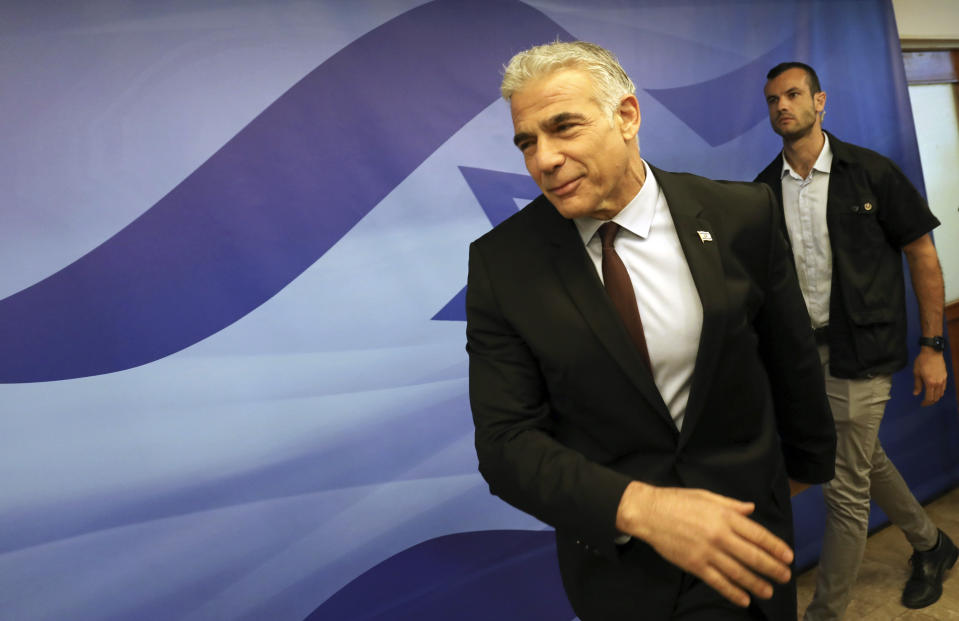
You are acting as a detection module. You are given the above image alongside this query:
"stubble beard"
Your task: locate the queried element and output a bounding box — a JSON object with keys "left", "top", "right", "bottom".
{"left": 774, "top": 112, "right": 817, "bottom": 142}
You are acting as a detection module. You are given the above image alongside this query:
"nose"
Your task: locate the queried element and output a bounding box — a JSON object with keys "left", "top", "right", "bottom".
{"left": 533, "top": 137, "right": 564, "bottom": 174}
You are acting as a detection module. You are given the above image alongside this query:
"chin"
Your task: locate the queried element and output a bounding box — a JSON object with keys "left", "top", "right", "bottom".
{"left": 777, "top": 124, "right": 813, "bottom": 140}
{"left": 546, "top": 195, "right": 573, "bottom": 217}
{"left": 551, "top": 195, "right": 614, "bottom": 220}
{"left": 552, "top": 201, "right": 592, "bottom": 220}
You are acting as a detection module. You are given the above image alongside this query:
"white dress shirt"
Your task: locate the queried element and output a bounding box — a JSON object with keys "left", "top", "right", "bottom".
{"left": 780, "top": 134, "right": 833, "bottom": 328}
{"left": 574, "top": 161, "right": 703, "bottom": 430}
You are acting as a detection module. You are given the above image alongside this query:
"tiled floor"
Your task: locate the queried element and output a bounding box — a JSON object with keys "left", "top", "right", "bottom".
{"left": 796, "top": 486, "right": 959, "bottom": 620}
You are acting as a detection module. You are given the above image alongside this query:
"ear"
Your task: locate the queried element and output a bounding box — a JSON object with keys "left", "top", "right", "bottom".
{"left": 814, "top": 90, "right": 826, "bottom": 114}
{"left": 617, "top": 94, "right": 641, "bottom": 140}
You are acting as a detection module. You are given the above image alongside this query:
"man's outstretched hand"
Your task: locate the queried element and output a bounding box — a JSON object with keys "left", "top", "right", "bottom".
{"left": 615, "top": 481, "right": 793, "bottom": 607}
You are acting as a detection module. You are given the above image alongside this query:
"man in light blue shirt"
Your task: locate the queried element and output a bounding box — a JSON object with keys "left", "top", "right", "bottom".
{"left": 756, "top": 61, "right": 953, "bottom": 619}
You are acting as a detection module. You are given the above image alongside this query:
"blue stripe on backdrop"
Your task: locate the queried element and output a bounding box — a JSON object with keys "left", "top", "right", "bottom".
{"left": 432, "top": 167, "right": 540, "bottom": 321}
{"left": 0, "top": 1, "right": 955, "bottom": 620}
{"left": 0, "top": 0, "right": 569, "bottom": 383}
{"left": 305, "top": 530, "right": 574, "bottom": 620}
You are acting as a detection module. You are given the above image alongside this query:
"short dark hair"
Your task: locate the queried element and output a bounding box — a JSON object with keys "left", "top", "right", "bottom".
{"left": 766, "top": 62, "right": 821, "bottom": 93}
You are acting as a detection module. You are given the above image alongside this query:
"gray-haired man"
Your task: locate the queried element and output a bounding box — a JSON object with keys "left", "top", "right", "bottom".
{"left": 467, "top": 41, "right": 836, "bottom": 620}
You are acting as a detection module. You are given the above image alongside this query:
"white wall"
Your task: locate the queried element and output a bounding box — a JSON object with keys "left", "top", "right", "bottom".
{"left": 893, "top": 0, "right": 959, "bottom": 303}
{"left": 892, "top": 0, "right": 959, "bottom": 44}
{"left": 909, "top": 85, "right": 959, "bottom": 302}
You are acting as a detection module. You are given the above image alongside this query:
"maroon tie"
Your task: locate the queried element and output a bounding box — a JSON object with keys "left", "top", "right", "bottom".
{"left": 599, "top": 222, "right": 652, "bottom": 371}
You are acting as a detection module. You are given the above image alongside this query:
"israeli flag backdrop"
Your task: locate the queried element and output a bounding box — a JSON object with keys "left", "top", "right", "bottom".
{"left": 1, "top": 1, "right": 956, "bottom": 619}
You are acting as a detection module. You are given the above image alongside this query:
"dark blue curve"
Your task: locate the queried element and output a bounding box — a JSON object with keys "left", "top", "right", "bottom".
{"left": 432, "top": 167, "right": 540, "bottom": 321}
{"left": 0, "top": 0, "right": 571, "bottom": 383}
{"left": 304, "top": 530, "right": 574, "bottom": 621}
{"left": 645, "top": 35, "right": 797, "bottom": 146}
{"left": 458, "top": 166, "right": 541, "bottom": 229}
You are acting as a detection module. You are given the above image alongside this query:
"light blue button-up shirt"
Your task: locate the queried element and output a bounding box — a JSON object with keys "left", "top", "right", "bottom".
{"left": 781, "top": 134, "right": 833, "bottom": 329}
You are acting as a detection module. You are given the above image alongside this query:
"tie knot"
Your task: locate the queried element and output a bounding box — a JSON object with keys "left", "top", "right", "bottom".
{"left": 599, "top": 222, "right": 620, "bottom": 248}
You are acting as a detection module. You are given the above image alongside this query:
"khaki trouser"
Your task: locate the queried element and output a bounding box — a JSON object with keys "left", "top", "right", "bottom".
{"left": 804, "top": 345, "right": 939, "bottom": 620}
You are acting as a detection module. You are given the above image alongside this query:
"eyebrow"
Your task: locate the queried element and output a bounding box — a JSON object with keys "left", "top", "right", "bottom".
{"left": 512, "top": 112, "right": 587, "bottom": 147}
{"left": 513, "top": 131, "right": 533, "bottom": 148}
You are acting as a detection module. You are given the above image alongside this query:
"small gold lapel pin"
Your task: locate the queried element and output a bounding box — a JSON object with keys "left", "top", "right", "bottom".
{"left": 697, "top": 230, "right": 713, "bottom": 243}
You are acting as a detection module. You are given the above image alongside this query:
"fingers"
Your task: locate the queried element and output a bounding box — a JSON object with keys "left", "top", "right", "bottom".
{"left": 699, "top": 563, "right": 753, "bottom": 608}
{"left": 703, "top": 490, "right": 755, "bottom": 515}
{"left": 634, "top": 487, "right": 793, "bottom": 607}
{"left": 929, "top": 374, "right": 946, "bottom": 404}
{"left": 689, "top": 518, "right": 789, "bottom": 607}
{"left": 712, "top": 553, "right": 776, "bottom": 603}
{"left": 620, "top": 485, "right": 795, "bottom": 608}
{"left": 914, "top": 352, "right": 947, "bottom": 405}
{"left": 922, "top": 386, "right": 944, "bottom": 406}
{"left": 691, "top": 500, "right": 794, "bottom": 605}
{"left": 731, "top": 517, "right": 794, "bottom": 570}
{"left": 920, "top": 375, "right": 946, "bottom": 406}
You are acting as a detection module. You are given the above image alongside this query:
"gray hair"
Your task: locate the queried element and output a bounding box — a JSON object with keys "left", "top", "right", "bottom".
{"left": 500, "top": 41, "right": 636, "bottom": 120}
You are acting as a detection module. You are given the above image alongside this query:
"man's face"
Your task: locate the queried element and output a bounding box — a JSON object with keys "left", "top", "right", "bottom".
{"left": 510, "top": 68, "right": 640, "bottom": 220}
{"left": 764, "top": 67, "right": 825, "bottom": 140}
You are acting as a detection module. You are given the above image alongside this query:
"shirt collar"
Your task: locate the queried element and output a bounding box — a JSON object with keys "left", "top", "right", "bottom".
{"left": 780, "top": 132, "right": 833, "bottom": 180}
{"left": 573, "top": 159, "right": 658, "bottom": 245}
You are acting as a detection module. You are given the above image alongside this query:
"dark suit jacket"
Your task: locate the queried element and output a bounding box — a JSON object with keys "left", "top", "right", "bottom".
{"left": 754, "top": 131, "right": 941, "bottom": 378}
{"left": 466, "top": 166, "right": 835, "bottom": 620}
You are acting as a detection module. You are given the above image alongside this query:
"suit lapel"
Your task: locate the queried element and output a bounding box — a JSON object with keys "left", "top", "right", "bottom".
{"left": 538, "top": 199, "right": 672, "bottom": 425}
{"left": 651, "top": 167, "right": 729, "bottom": 447}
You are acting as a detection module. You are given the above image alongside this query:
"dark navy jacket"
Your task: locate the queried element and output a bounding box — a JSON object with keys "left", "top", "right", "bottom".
{"left": 756, "top": 131, "right": 940, "bottom": 378}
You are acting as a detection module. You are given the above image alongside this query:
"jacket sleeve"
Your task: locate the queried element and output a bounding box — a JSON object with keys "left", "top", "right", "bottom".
{"left": 465, "top": 240, "right": 632, "bottom": 560}
{"left": 752, "top": 184, "right": 837, "bottom": 483}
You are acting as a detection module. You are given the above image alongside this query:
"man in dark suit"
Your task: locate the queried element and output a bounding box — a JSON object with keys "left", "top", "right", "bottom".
{"left": 466, "top": 41, "right": 836, "bottom": 620}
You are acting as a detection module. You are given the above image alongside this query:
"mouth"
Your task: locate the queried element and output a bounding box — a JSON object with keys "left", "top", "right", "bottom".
{"left": 548, "top": 177, "right": 582, "bottom": 197}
